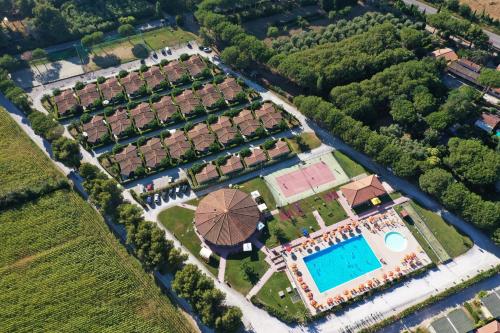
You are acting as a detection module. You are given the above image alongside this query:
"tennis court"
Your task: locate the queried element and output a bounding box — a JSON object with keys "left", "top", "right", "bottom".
{"left": 264, "top": 152, "right": 349, "bottom": 206}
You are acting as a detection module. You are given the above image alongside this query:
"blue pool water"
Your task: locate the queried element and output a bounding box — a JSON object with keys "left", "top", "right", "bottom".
{"left": 303, "top": 235, "right": 381, "bottom": 293}
{"left": 384, "top": 231, "right": 408, "bottom": 252}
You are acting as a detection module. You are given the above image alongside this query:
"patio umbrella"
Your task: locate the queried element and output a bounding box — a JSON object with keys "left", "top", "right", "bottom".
{"left": 383, "top": 274, "right": 388, "bottom": 280}
{"left": 291, "top": 263, "right": 297, "bottom": 269}
{"left": 297, "top": 277, "right": 303, "bottom": 283}
{"left": 395, "top": 266, "right": 401, "bottom": 272}
{"left": 327, "top": 298, "right": 333, "bottom": 304}
{"left": 310, "top": 300, "right": 317, "bottom": 306}
{"left": 367, "top": 280, "right": 373, "bottom": 287}
{"left": 389, "top": 271, "right": 394, "bottom": 277}
{"left": 343, "top": 290, "right": 349, "bottom": 296}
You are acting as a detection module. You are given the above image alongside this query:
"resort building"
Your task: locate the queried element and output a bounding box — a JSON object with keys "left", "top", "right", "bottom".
{"left": 244, "top": 148, "right": 267, "bottom": 167}
{"left": 54, "top": 89, "right": 78, "bottom": 115}
{"left": 477, "top": 321, "right": 500, "bottom": 333}
{"left": 184, "top": 55, "right": 207, "bottom": 78}
{"left": 77, "top": 83, "right": 100, "bottom": 109}
{"left": 198, "top": 83, "right": 222, "bottom": 109}
{"left": 218, "top": 78, "right": 243, "bottom": 102}
{"left": 233, "top": 110, "right": 261, "bottom": 137}
{"left": 152, "top": 95, "right": 178, "bottom": 124}
{"left": 140, "top": 137, "right": 166, "bottom": 169}
{"left": 475, "top": 112, "right": 500, "bottom": 134}
{"left": 120, "top": 72, "right": 143, "bottom": 96}
{"left": 211, "top": 116, "right": 238, "bottom": 146}
{"left": 130, "top": 102, "right": 156, "bottom": 130}
{"left": 219, "top": 155, "right": 244, "bottom": 175}
{"left": 267, "top": 140, "right": 290, "bottom": 159}
{"left": 142, "top": 66, "right": 165, "bottom": 90}
{"left": 431, "top": 48, "right": 459, "bottom": 63}
{"left": 163, "top": 60, "right": 187, "bottom": 84}
{"left": 194, "top": 163, "right": 219, "bottom": 184}
{"left": 447, "top": 58, "right": 481, "bottom": 84}
{"left": 175, "top": 90, "right": 200, "bottom": 117}
{"left": 99, "top": 77, "right": 122, "bottom": 102}
{"left": 114, "top": 144, "right": 143, "bottom": 178}
{"left": 82, "top": 115, "right": 109, "bottom": 145}
{"left": 340, "top": 175, "right": 387, "bottom": 208}
{"left": 194, "top": 189, "right": 260, "bottom": 247}
{"left": 164, "top": 131, "right": 191, "bottom": 160}
{"left": 107, "top": 109, "right": 132, "bottom": 138}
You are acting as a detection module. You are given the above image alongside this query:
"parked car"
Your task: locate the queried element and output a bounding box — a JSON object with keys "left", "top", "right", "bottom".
{"left": 146, "top": 196, "right": 153, "bottom": 205}
{"left": 146, "top": 183, "right": 154, "bottom": 192}
{"left": 161, "top": 49, "right": 166, "bottom": 56}
{"left": 154, "top": 193, "right": 161, "bottom": 204}
{"left": 169, "top": 187, "right": 176, "bottom": 197}
{"left": 161, "top": 190, "right": 169, "bottom": 200}
{"left": 165, "top": 47, "right": 171, "bottom": 55}
{"left": 181, "top": 184, "right": 188, "bottom": 193}
{"left": 202, "top": 46, "right": 212, "bottom": 53}
{"left": 175, "top": 187, "right": 182, "bottom": 195}
{"left": 152, "top": 52, "right": 158, "bottom": 59}
{"left": 187, "top": 42, "right": 192, "bottom": 49}
{"left": 140, "top": 59, "right": 146, "bottom": 65}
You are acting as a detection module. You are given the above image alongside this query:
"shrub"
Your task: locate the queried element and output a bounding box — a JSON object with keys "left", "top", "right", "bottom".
{"left": 160, "top": 59, "right": 169, "bottom": 67}
{"left": 80, "top": 113, "right": 92, "bottom": 123}
{"left": 207, "top": 114, "right": 218, "bottom": 124}
{"left": 213, "top": 74, "right": 225, "bottom": 84}
{"left": 118, "top": 24, "right": 135, "bottom": 37}
{"left": 74, "top": 81, "right": 85, "bottom": 90}
{"left": 239, "top": 147, "right": 251, "bottom": 157}
{"left": 191, "top": 162, "right": 204, "bottom": 174}
{"left": 97, "top": 76, "right": 106, "bottom": 84}
{"left": 267, "top": 26, "right": 279, "bottom": 37}
{"left": 118, "top": 70, "right": 128, "bottom": 78}
{"left": 140, "top": 64, "right": 149, "bottom": 73}
{"left": 192, "top": 80, "right": 202, "bottom": 90}
{"left": 52, "top": 88, "right": 61, "bottom": 96}
{"left": 262, "top": 139, "right": 276, "bottom": 150}
{"left": 52, "top": 137, "right": 81, "bottom": 168}
{"left": 179, "top": 53, "right": 190, "bottom": 61}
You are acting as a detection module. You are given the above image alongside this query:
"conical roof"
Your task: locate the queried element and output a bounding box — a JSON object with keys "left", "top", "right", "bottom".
{"left": 194, "top": 189, "right": 260, "bottom": 246}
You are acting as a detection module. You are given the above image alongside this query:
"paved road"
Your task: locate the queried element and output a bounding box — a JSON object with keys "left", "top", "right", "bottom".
{"left": 401, "top": 0, "right": 500, "bottom": 49}
{"left": 7, "top": 47, "right": 500, "bottom": 333}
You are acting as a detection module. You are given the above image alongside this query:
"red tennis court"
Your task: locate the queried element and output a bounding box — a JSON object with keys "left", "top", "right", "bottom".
{"left": 276, "top": 162, "right": 336, "bottom": 198}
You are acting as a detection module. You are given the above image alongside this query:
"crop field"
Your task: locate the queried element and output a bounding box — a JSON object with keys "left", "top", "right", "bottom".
{"left": 0, "top": 108, "right": 65, "bottom": 196}
{"left": 0, "top": 190, "right": 194, "bottom": 333}
{"left": 459, "top": 0, "right": 500, "bottom": 20}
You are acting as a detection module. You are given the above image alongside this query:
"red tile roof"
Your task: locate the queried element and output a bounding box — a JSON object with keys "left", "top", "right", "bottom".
{"left": 175, "top": 89, "right": 200, "bottom": 116}
{"left": 244, "top": 148, "right": 267, "bottom": 167}
{"left": 184, "top": 55, "right": 207, "bottom": 77}
{"left": 188, "top": 123, "right": 215, "bottom": 152}
{"left": 340, "top": 175, "right": 387, "bottom": 207}
{"left": 130, "top": 102, "right": 155, "bottom": 130}
{"left": 194, "top": 163, "right": 219, "bottom": 184}
{"left": 232, "top": 109, "right": 254, "bottom": 125}
{"left": 198, "top": 83, "right": 222, "bottom": 108}
{"left": 448, "top": 61, "right": 480, "bottom": 82}
{"left": 77, "top": 83, "right": 100, "bottom": 108}
{"left": 255, "top": 104, "right": 283, "bottom": 129}
{"left": 99, "top": 77, "right": 122, "bottom": 101}
{"left": 220, "top": 155, "right": 244, "bottom": 175}
{"left": 267, "top": 140, "right": 290, "bottom": 159}
{"left": 114, "top": 145, "right": 143, "bottom": 178}
{"left": 457, "top": 58, "right": 481, "bottom": 72}
{"left": 431, "top": 48, "right": 458, "bottom": 62}
{"left": 142, "top": 66, "right": 165, "bottom": 89}
{"left": 82, "top": 115, "right": 109, "bottom": 144}
{"left": 477, "top": 320, "right": 500, "bottom": 333}
{"left": 194, "top": 189, "right": 260, "bottom": 246}
{"left": 107, "top": 109, "right": 132, "bottom": 137}
{"left": 238, "top": 119, "right": 261, "bottom": 136}
{"left": 164, "top": 131, "right": 191, "bottom": 159}
{"left": 140, "top": 137, "right": 167, "bottom": 169}
{"left": 211, "top": 117, "right": 238, "bottom": 145}
{"left": 120, "top": 72, "right": 143, "bottom": 95}
{"left": 152, "top": 95, "right": 178, "bottom": 123}
{"left": 219, "top": 78, "right": 243, "bottom": 101}
{"left": 54, "top": 89, "right": 78, "bottom": 115}
{"left": 163, "top": 60, "right": 187, "bottom": 83}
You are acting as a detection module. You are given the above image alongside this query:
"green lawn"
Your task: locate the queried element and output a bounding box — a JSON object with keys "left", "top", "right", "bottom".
{"left": 224, "top": 249, "right": 269, "bottom": 295}
{"left": 411, "top": 202, "right": 473, "bottom": 258}
{"left": 238, "top": 177, "right": 277, "bottom": 210}
{"left": 255, "top": 271, "right": 308, "bottom": 322}
{"left": 286, "top": 132, "right": 322, "bottom": 153}
{"left": 158, "top": 206, "right": 219, "bottom": 276}
{"left": 389, "top": 191, "right": 403, "bottom": 200}
{"left": 332, "top": 150, "right": 367, "bottom": 179}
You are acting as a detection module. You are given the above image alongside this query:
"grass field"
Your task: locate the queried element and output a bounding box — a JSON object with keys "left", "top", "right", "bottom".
{"left": 255, "top": 271, "right": 307, "bottom": 321}
{"left": 0, "top": 108, "right": 65, "bottom": 196}
{"left": 238, "top": 177, "right": 277, "bottom": 210}
{"left": 332, "top": 150, "right": 367, "bottom": 179}
{"left": 87, "top": 28, "right": 198, "bottom": 70}
{"left": 0, "top": 191, "right": 194, "bottom": 333}
{"left": 158, "top": 206, "right": 219, "bottom": 276}
{"left": 224, "top": 249, "right": 269, "bottom": 295}
{"left": 411, "top": 202, "right": 473, "bottom": 258}
{"left": 286, "top": 132, "right": 322, "bottom": 153}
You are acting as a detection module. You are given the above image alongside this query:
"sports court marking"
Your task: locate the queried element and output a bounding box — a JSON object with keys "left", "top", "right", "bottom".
{"left": 276, "top": 162, "right": 336, "bottom": 198}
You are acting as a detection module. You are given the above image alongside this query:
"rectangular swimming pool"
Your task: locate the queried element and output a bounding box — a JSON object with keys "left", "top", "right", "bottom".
{"left": 303, "top": 235, "right": 381, "bottom": 293}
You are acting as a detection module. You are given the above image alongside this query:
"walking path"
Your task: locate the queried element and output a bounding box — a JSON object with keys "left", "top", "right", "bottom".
{"left": 178, "top": 203, "right": 197, "bottom": 211}
{"left": 247, "top": 267, "right": 276, "bottom": 299}
{"left": 336, "top": 191, "right": 355, "bottom": 218}
{"left": 218, "top": 256, "right": 227, "bottom": 282}
{"left": 312, "top": 210, "right": 327, "bottom": 229}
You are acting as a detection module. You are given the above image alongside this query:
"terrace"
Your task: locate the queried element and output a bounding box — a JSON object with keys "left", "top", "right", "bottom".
{"left": 152, "top": 95, "right": 178, "bottom": 124}
{"left": 107, "top": 108, "right": 133, "bottom": 138}
{"left": 188, "top": 123, "right": 216, "bottom": 153}
{"left": 140, "top": 137, "right": 167, "bottom": 169}
{"left": 130, "top": 102, "right": 156, "bottom": 130}
{"left": 219, "top": 78, "right": 243, "bottom": 102}
{"left": 99, "top": 77, "right": 122, "bottom": 102}
{"left": 195, "top": 163, "right": 219, "bottom": 184}
{"left": 210, "top": 116, "right": 238, "bottom": 146}
{"left": 244, "top": 148, "right": 267, "bottom": 167}
{"left": 120, "top": 72, "right": 143, "bottom": 96}
{"left": 82, "top": 115, "right": 109, "bottom": 145}
{"left": 54, "top": 90, "right": 78, "bottom": 115}
{"left": 142, "top": 66, "right": 165, "bottom": 90}
{"left": 219, "top": 155, "right": 244, "bottom": 175}
{"left": 77, "top": 83, "right": 100, "bottom": 109}
{"left": 164, "top": 130, "right": 191, "bottom": 160}
{"left": 198, "top": 83, "right": 222, "bottom": 109}
{"left": 114, "top": 144, "right": 143, "bottom": 178}
{"left": 175, "top": 90, "right": 201, "bottom": 117}
{"left": 184, "top": 55, "right": 207, "bottom": 78}
{"left": 233, "top": 109, "right": 261, "bottom": 137}
{"left": 163, "top": 60, "right": 187, "bottom": 84}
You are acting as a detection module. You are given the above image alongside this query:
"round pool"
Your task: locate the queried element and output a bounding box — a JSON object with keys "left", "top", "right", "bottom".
{"left": 384, "top": 231, "right": 408, "bottom": 252}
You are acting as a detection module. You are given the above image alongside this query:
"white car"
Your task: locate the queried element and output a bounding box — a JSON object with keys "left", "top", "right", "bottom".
{"left": 165, "top": 47, "right": 171, "bottom": 54}
{"left": 154, "top": 193, "right": 161, "bottom": 204}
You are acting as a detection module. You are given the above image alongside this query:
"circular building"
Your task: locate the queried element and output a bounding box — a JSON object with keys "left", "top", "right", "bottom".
{"left": 194, "top": 189, "right": 260, "bottom": 247}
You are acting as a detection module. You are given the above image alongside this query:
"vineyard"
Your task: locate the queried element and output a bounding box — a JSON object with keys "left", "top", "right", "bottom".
{"left": 0, "top": 108, "right": 65, "bottom": 196}
{"left": 0, "top": 190, "right": 195, "bottom": 333}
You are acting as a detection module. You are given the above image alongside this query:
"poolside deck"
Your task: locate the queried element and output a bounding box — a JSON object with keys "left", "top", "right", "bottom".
{"left": 280, "top": 208, "right": 432, "bottom": 314}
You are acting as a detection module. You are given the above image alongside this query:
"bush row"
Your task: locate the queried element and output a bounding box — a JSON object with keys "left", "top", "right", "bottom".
{"left": 0, "top": 180, "right": 70, "bottom": 210}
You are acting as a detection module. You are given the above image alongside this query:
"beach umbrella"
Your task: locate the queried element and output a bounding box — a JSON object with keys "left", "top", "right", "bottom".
{"left": 343, "top": 290, "right": 349, "bottom": 296}
{"left": 395, "top": 266, "right": 401, "bottom": 272}
{"left": 291, "top": 263, "right": 297, "bottom": 269}
{"left": 383, "top": 274, "right": 388, "bottom": 280}
{"left": 367, "top": 280, "right": 373, "bottom": 287}
{"left": 297, "top": 277, "right": 303, "bottom": 283}
{"left": 310, "top": 300, "right": 317, "bottom": 306}
{"left": 389, "top": 271, "right": 394, "bottom": 277}
{"left": 327, "top": 298, "right": 333, "bottom": 304}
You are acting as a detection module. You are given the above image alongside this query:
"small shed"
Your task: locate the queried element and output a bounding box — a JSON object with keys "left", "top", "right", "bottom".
{"left": 199, "top": 247, "right": 213, "bottom": 262}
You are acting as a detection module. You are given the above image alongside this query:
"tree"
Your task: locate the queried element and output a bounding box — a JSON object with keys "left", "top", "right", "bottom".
{"left": 117, "top": 203, "right": 143, "bottom": 226}
{"left": 175, "top": 14, "right": 184, "bottom": 26}
{"left": 393, "top": 153, "right": 419, "bottom": 178}
{"left": 477, "top": 68, "right": 500, "bottom": 92}
{"left": 240, "top": 257, "right": 258, "bottom": 283}
{"left": 155, "top": 1, "right": 162, "bottom": 18}
{"left": 31, "top": 2, "right": 68, "bottom": 42}
{"left": 118, "top": 24, "right": 135, "bottom": 37}
{"left": 390, "top": 97, "right": 418, "bottom": 127}
{"left": 167, "top": 248, "right": 187, "bottom": 272}
{"left": 79, "top": 163, "right": 104, "bottom": 181}
{"left": 84, "top": 178, "right": 122, "bottom": 215}
{"left": 0, "top": 54, "right": 19, "bottom": 71}
{"left": 172, "top": 264, "right": 213, "bottom": 301}
{"left": 221, "top": 46, "right": 250, "bottom": 69}
{"left": 118, "top": 16, "right": 136, "bottom": 25}
{"left": 81, "top": 31, "right": 104, "bottom": 49}
{"left": 444, "top": 138, "right": 500, "bottom": 187}
{"left": 267, "top": 26, "right": 279, "bottom": 38}
{"left": 51, "top": 137, "right": 80, "bottom": 168}
{"left": 419, "top": 168, "right": 455, "bottom": 198}
{"left": 215, "top": 306, "right": 243, "bottom": 333}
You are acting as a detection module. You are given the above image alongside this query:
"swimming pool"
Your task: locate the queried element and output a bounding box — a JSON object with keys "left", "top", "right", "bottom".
{"left": 384, "top": 231, "right": 408, "bottom": 252}
{"left": 303, "top": 235, "right": 381, "bottom": 293}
